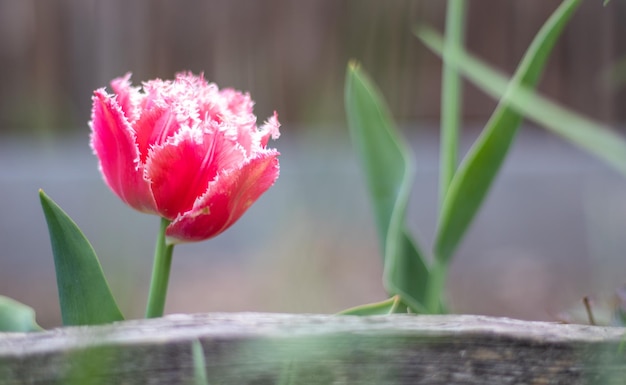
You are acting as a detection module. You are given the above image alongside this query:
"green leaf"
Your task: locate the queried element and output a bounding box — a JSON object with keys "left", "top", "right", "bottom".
{"left": 0, "top": 295, "right": 42, "bottom": 332}
{"left": 438, "top": 0, "right": 467, "bottom": 206}
{"left": 416, "top": 0, "right": 582, "bottom": 264}
{"left": 338, "top": 295, "right": 407, "bottom": 315}
{"left": 39, "top": 189, "right": 124, "bottom": 326}
{"left": 64, "top": 345, "right": 119, "bottom": 385}
{"left": 344, "top": 61, "right": 429, "bottom": 313}
{"left": 418, "top": 9, "right": 626, "bottom": 180}
{"left": 190, "top": 339, "right": 209, "bottom": 385}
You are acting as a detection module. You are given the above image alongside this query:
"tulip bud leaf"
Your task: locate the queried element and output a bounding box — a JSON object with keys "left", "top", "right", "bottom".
{"left": 0, "top": 295, "right": 42, "bottom": 332}
{"left": 39, "top": 190, "right": 124, "bottom": 326}
{"left": 345, "top": 62, "right": 429, "bottom": 313}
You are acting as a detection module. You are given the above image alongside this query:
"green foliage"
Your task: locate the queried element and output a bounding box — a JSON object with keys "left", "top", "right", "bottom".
{"left": 418, "top": 27, "right": 626, "bottom": 178}
{"left": 39, "top": 190, "right": 124, "bottom": 326}
{"left": 338, "top": 295, "right": 407, "bottom": 315}
{"left": 418, "top": 0, "right": 583, "bottom": 264}
{"left": 0, "top": 295, "right": 42, "bottom": 332}
{"left": 190, "top": 339, "right": 209, "bottom": 385}
{"left": 63, "top": 345, "right": 119, "bottom": 385}
{"left": 438, "top": 0, "right": 467, "bottom": 205}
{"left": 343, "top": 0, "right": 588, "bottom": 314}
{"left": 345, "top": 62, "right": 429, "bottom": 313}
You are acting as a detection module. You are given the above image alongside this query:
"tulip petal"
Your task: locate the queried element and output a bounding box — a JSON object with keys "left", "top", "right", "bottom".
{"left": 259, "top": 112, "right": 281, "bottom": 148}
{"left": 110, "top": 73, "right": 141, "bottom": 123}
{"left": 220, "top": 88, "right": 255, "bottom": 117}
{"left": 90, "top": 89, "right": 156, "bottom": 213}
{"left": 133, "top": 106, "right": 182, "bottom": 163}
{"left": 165, "top": 150, "right": 280, "bottom": 243}
{"left": 146, "top": 128, "right": 247, "bottom": 219}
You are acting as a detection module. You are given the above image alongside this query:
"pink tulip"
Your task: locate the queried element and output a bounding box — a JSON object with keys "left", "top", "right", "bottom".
{"left": 90, "top": 72, "right": 280, "bottom": 243}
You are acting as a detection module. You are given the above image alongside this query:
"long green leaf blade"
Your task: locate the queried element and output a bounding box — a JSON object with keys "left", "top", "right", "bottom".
{"left": 419, "top": 28, "right": 626, "bottom": 178}
{"left": 418, "top": 0, "right": 582, "bottom": 263}
{"left": 39, "top": 190, "right": 124, "bottom": 326}
{"left": 338, "top": 295, "right": 406, "bottom": 315}
{"left": 439, "top": 0, "right": 467, "bottom": 207}
{"left": 386, "top": 228, "right": 429, "bottom": 313}
{"left": 0, "top": 295, "right": 42, "bottom": 332}
{"left": 344, "top": 61, "right": 429, "bottom": 312}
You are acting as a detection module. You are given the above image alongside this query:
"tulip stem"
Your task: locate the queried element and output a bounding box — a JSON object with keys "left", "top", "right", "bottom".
{"left": 145, "top": 217, "right": 174, "bottom": 318}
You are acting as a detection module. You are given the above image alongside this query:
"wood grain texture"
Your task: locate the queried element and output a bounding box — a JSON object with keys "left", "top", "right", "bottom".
{"left": 0, "top": 313, "right": 625, "bottom": 385}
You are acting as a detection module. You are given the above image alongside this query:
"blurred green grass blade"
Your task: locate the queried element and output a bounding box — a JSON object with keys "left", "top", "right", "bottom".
{"left": 439, "top": 0, "right": 467, "bottom": 207}
{"left": 418, "top": 24, "right": 626, "bottom": 179}
{"left": 0, "top": 295, "right": 42, "bottom": 332}
{"left": 277, "top": 361, "right": 298, "bottom": 385}
{"left": 386, "top": 228, "right": 428, "bottom": 313}
{"left": 190, "top": 339, "right": 209, "bottom": 385}
{"left": 39, "top": 190, "right": 124, "bottom": 326}
{"left": 65, "top": 345, "right": 118, "bottom": 385}
{"left": 338, "top": 295, "right": 406, "bottom": 315}
{"left": 417, "top": 0, "right": 582, "bottom": 264}
{"left": 344, "top": 61, "right": 429, "bottom": 312}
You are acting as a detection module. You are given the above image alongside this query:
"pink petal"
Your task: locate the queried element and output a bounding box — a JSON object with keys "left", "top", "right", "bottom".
{"left": 90, "top": 89, "right": 157, "bottom": 213}
{"left": 220, "top": 88, "right": 254, "bottom": 116}
{"left": 110, "top": 73, "right": 140, "bottom": 123}
{"left": 165, "top": 150, "right": 280, "bottom": 243}
{"left": 134, "top": 106, "right": 181, "bottom": 163}
{"left": 145, "top": 128, "right": 246, "bottom": 220}
{"left": 229, "top": 120, "right": 256, "bottom": 156}
{"left": 259, "top": 112, "right": 281, "bottom": 148}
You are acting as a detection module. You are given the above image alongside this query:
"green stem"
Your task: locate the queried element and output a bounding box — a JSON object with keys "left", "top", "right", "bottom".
{"left": 438, "top": 0, "right": 467, "bottom": 208}
{"left": 425, "top": 257, "right": 448, "bottom": 314}
{"left": 145, "top": 217, "right": 175, "bottom": 318}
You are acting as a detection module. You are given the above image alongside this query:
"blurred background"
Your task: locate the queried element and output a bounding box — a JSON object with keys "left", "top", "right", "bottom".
{"left": 1, "top": 0, "right": 626, "bottom": 328}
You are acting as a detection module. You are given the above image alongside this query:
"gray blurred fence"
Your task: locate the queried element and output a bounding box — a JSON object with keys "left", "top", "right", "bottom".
{"left": 2, "top": 127, "right": 626, "bottom": 327}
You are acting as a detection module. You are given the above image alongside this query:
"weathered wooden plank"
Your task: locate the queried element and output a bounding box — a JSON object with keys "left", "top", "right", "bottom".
{"left": 0, "top": 313, "right": 624, "bottom": 385}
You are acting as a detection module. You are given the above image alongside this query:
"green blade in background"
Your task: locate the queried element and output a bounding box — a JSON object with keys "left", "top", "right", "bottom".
{"left": 417, "top": 0, "right": 582, "bottom": 264}
{"left": 386, "top": 228, "right": 429, "bottom": 313}
{"left": 345, "top": 62, "right": 429, "bottom": 312}
{"left": 418, "top": 28, "right": 626, "bottom": 178}
{"left": 438, "top": 0, "right": 467, "bottom": 207}
{"left": 338, "top": 295, "right": 406, "bottom": 315}
{"left": 0, "top": 295, "right": 42, "bottom": 332}
{"left": 190, "top": 339, "right": 209, "bottom": 385}
{"left": 39, "top": 190, "right": 124, "bottom": 326}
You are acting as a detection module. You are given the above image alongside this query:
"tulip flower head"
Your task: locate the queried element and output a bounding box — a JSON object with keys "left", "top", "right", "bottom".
{"left": 90, "top": 72, "right": 280, "bottom": 244}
